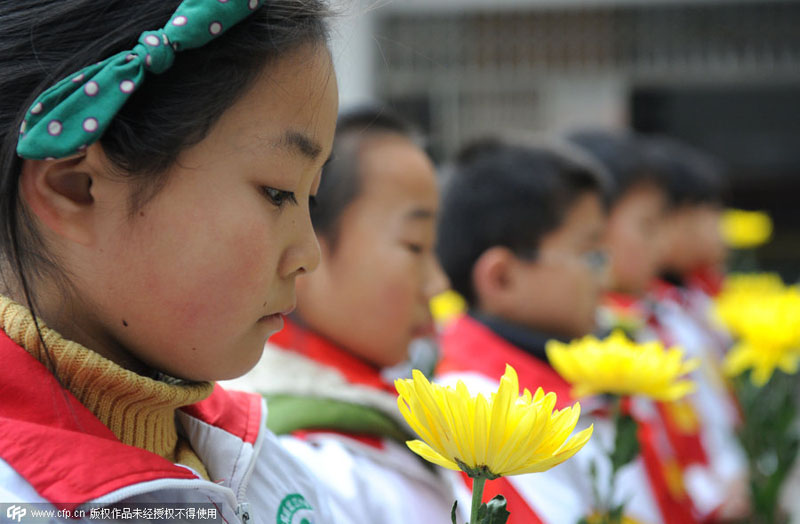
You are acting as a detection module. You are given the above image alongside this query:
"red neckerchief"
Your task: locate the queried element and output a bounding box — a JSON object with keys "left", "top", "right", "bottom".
{"left": 269, "top": 319, "right": 397, "bottom": 395}
{"left": 437, "top": 314, "right": 574, "bottom": 410}
{"left": 0, "top": 329, "right": 261, "bottom": 511}
{"left": 687, "top": 265, "right": 724, "bottom": 297}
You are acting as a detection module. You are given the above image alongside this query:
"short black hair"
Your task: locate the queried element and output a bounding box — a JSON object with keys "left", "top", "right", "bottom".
{"left": 312, "top": 106, "right": 419, "bottom": 248}
{"left": 642, "top": 136, "right": 727, "bottom": 208}
{"left": 436, "top": 139, "right": 609, "bottom": 306}
{"left": 567, "top": 129, "right": 667, "bottom": 205}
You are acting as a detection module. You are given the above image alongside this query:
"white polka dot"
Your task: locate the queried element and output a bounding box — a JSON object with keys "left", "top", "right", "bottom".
{"left": 172, "top": 15, "right": 188, "bottom": 26}
{"left": 31, "top": 102, "right": 43, "bottom": 115}
{"left": 145, "top": 54, "right": 153, "bottom": 67}
{"left": 84, "top": 81, "right": 99, "bottom": 96}
{"left": 218, "top": 0, "right": 229, "bottom": 3}
{"left": 249, "top": 0, "right": 259, "bottom": 9}
{"left": 71, "top": 73, "right": 85, "bottom": 83}
{"left": 20, "top": 121, "right": 27, "bottom": 134}
{"left": 47, "top": 120, "right": 62, "bottom": 136}
{"left": 144, "top": 35, "right": 160, "bottom": 47}
{"left": 209, "top": 22, "right": 223, "bottom": 35}
{"left": 82, "top": 117, "right": 99, "bottom": 133}
{"left": 120, "top": 80, "right": 135, "bottom": 93}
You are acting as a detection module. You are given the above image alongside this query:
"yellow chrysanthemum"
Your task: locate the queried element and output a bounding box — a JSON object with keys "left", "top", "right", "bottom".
{"left": 716, "top": 284, "right": 800, "bottom": 386}
{"left": 720, "top": 209, "right": 773, "bottom": 249}
{"left": 719, "top": 272, "right": 785, "bottom": 297}
{"left": 546, "top": 331, "right": 698, "bottom": 401}
{"left": 430, "top": 290, "right": 467, "bottom": 326}
{"left": 713, "top": 273, "right": 786, "bottom": 338}
{"left": 395, "top": 365, "right": 593, "bottom": 478}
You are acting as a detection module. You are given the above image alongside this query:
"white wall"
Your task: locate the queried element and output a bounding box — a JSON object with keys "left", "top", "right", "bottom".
{"left": 539, "top": 73, "right": 630, "bottom": 133}
{"left": 328, "top": 0, "right": 378, "bottom": 110}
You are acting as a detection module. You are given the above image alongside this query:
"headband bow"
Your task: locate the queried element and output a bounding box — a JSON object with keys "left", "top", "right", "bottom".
{"left": 17, "top": 0, "right": 264, "bottom": 160}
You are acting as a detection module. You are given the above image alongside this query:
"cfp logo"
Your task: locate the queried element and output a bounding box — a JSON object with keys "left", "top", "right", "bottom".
{"left": 6, "top": 505, "right": 27, "bottom": 522}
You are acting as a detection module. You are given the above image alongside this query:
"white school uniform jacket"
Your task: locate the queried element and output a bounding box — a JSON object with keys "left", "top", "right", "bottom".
{"left": 0, "top": 330, "right": 334, "bottom": 524}
{"left": 649, "top": 281, "right": 748, "bottom": 518}
{"left": 222, "top": 320, "right": 454, "bottom": 524}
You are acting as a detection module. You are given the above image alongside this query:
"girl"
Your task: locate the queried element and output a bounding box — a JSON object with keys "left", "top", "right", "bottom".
{"left": 224, "top": 107, "right": 454, "bottom": 523}
{"left": 0, "top": 1, "right": 338, "bottom": 522}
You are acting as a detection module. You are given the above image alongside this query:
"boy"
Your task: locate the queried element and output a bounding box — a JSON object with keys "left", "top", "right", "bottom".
{"left": 568, "top": 130, "right": 669, "bottom": 336}
{"left": 435, "top": 139, "right": 663, "bottom": 523}
{"left": 645, "top": 137, "right": 749, "bottom": 521}
{"left": 570, "top": 130, "right": 707, "bottom": 522}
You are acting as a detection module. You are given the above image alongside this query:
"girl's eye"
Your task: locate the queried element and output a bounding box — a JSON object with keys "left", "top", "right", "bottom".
{"left": 404, "top": 242, "right": 425, "bottom": 255}
{"left": 261, "top": 187, "right": 297, "bottom": 208}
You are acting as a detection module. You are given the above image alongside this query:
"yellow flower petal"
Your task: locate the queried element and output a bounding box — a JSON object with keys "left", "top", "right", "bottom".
{"left": 546, "top": 330, "right": 697, "bottom": 401}
{"left": 715, "top": 276, "right": 800, "bottom": 386}
{"left": 406, "top": 440, "right": 460, "bottom": 471}
{"left": 721, "top": 209, "right": 772, "bottom": 249}
{"left": 396, "top": 364, "right": 591, "bottom": 478}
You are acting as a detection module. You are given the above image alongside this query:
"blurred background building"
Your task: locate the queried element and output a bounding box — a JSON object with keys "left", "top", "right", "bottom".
{"left": 327, "top": 0, "right": 800, "bottom": 277}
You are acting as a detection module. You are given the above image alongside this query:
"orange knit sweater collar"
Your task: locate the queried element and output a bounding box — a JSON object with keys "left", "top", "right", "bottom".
{"left": 0, "top": 295, "right": 213, "bottom": 474}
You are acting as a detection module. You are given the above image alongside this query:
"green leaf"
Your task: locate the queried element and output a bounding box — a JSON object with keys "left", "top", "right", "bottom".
{"left": 477, "top": 495, "right": 510, "bottom": 524}
{"left": 611, "top": 413, "right": 640, "bottom": 473}
{"left": 608, "top": 504, "right": 625, "bottom": 524}
{"left": 451, "top": 500, "right": 458, "bottom": 524}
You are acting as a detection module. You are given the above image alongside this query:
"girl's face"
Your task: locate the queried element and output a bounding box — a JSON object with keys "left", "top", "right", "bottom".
{"left": 295, "top": 133, "right": 448, "bottom": 368}
{"left": 42, "top": 44, "right": 338, "bottom": 381}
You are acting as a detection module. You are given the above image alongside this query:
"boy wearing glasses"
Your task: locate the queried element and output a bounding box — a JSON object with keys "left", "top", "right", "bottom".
{"left": 435, "top": 139, "right": 663, "bottom": 523}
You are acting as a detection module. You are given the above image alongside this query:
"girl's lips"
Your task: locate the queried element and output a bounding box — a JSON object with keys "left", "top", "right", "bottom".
{"left": 258, "top": 313, "right": 285, "bottom": 331}
{"left": 259, "top": 303, "right": 295, "bottom": 321}
{"left": 258, "top": 304, "right": 294, "bottom": 329}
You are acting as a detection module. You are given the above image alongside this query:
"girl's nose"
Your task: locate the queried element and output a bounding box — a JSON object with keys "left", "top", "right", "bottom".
{"left": 282, "top": 212, "right": 321, "bottom": 279}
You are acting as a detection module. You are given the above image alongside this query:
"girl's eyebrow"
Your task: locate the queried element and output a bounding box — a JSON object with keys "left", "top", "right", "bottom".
{"left": 406, "top": 208, "right": 435, "bottom": 221}
{"left": 277, "top": 130, "right": 323, "bottom": 160}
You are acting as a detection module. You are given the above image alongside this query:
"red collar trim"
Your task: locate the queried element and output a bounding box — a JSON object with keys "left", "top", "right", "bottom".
{"left": 180, "top": 385, "right": 261, "bottom": 446}
{"left": 436, "top": 315, "right": 574, "bottom": 410}
{"left": 269, "top": 319, "right": 396, "bottom": 394}
{"left": 686, "top": 266, "right": 723, "bottom": 296}
{"left": 650, "top": 279, "right": 684, "bottom": 303}
{"left": 0, "top": 330, "right": 261, "bottom": 509}
{"left": 604, "top": 292, "right": 643, "bottom": 312}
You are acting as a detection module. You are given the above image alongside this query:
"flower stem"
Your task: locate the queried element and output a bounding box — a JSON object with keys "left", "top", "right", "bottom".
{"left": 469, "top": 476, "right": 487, "bottom": 524}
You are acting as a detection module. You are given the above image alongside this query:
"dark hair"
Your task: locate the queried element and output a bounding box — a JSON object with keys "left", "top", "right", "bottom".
{"left": 567, "top": 129, "right": 667, "bottom": 205}
{"left": 312, "top": 106, "right": 418, "bottom": 248}
{"left": 0, "top": 0, "right": 329, "bottom": 298}
{"left": 436, "top": 139, "right": 609, "bottom": 306}
{"left": 642, "top": 136, "right": 727, "bottom": 208}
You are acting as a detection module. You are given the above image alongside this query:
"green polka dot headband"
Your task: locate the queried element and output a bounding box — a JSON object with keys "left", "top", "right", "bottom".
{"left": 17, "top": 0, "right": 264, "bottom": 160}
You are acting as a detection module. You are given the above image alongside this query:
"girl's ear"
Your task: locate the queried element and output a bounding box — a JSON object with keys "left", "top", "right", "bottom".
{"left": 19, "top": 145, "right": 104, "bottom": 246}
{"left": 472, "top": 246, "right": 515, "bottom": 312}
